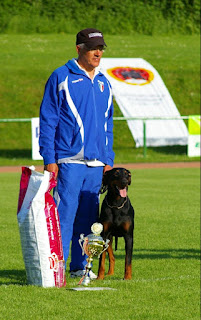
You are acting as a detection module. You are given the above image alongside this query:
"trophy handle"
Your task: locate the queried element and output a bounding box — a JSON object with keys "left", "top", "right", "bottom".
{"left": 79, "top": 234, "right": 85, "bottom": 256}
{"left": 98, "top": 239, "right": 110, "bottom": 258}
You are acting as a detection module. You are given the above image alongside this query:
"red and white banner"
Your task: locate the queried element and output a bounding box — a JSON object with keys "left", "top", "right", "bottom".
{"left": 17, "top": 166, "right": 66, "bottom": 287}
{"left": 100, "top": 58, "right": 188, "bottom": 147}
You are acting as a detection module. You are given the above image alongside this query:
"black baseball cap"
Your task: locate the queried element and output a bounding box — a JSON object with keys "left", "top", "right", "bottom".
{"left": 76, "top": 28, "right": 107, "bottom": 49}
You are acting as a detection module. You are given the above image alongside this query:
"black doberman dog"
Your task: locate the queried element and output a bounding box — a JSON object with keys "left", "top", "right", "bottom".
{"left": 97, "top": 168, "right": 135, "bottom": 280}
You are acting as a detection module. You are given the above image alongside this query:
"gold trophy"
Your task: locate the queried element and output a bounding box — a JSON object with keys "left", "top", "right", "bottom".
{"left": 78, "top": 223, "right": 109, "bottom": 286}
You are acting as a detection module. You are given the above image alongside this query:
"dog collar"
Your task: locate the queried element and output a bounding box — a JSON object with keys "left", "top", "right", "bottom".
{"left": 105, "top": 196, "right": 128, "bottom": 209}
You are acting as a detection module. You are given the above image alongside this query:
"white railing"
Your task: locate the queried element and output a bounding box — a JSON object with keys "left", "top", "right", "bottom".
{"left": 0, "top": 116, "right": 200, "bottom": 158}
{"left": 113, "top": 116, "right": 191, "bottom": 157}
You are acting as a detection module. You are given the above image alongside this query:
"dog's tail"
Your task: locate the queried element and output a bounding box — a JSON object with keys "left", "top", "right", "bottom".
{"left": 115, "top": 236, "right": 118, "bottom": 251}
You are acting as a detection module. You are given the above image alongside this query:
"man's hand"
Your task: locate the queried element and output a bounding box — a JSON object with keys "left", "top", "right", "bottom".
{"left": 44, "top": 163, "right": 59, "bottom": 179}
{"left": 103, "top": 165, "right": 112, "bottom": 174}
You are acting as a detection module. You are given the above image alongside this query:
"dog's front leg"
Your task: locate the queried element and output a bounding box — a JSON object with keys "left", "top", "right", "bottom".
{"left": 107, "top": 238, "right": 115, "bottom": 276}
{"left": 124, "top": 235, "right": 133, "bottom": 280}
{"left": 97, "top": 250, "right": 106, "bottom": 279}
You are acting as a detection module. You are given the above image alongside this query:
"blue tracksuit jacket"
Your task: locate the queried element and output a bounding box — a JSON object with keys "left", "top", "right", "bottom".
{"left": 39, "top": 58, "right": 115, "bottom": 166}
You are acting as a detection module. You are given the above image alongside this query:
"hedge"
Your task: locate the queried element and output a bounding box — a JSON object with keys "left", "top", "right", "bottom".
{"left": 0, "top": 0, "right": 200, "bottom": 35}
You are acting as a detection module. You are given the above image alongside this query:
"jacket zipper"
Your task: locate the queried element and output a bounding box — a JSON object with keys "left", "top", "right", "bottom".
{"left": 92, "top": 81, "right": 98, "bottom": 130}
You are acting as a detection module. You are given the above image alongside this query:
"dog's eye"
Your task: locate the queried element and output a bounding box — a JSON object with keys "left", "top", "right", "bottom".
{"left": 114, "top": 170, "right": 120, "bottom": 177}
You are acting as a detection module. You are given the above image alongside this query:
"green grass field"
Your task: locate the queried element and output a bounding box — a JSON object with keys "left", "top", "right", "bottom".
{"left": 0, "top": 34, "right": 200, "bottom": 165}
{"left": 0, "top": 168, "right": 200, "bottom": 319}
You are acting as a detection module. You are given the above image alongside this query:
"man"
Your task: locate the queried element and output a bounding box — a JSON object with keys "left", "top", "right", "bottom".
{"left": 39, "top": 28, "right": 115, "bottom": 279}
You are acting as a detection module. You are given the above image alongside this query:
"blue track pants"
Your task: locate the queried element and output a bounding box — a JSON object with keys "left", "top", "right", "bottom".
{"left": 54, "top": 163, "right": 103, "bottom": 271}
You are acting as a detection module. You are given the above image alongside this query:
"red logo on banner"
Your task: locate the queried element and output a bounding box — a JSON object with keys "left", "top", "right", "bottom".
{"left": 107, "top": 67, "right": 154, "bottom": 85}
{"left": 49, "top": 252, "right": 59, "bottom": 272}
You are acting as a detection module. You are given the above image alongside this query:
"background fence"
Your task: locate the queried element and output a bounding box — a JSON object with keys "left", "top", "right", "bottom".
{"left": 1, "top": 116, "right": 200, "bottom": 159}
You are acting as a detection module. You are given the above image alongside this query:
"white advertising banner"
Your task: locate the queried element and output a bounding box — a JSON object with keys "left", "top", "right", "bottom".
{"left": 31, "top": 117, "right": 43, "bottom": 160}
{"left": 100, "top": 58, "right": 188, "bottom": 147}
{"left": 188, "top": 135, "right": 201, "bottom": 157}
{"left": 187, "top": 115, "right": 201, "bottom": 157}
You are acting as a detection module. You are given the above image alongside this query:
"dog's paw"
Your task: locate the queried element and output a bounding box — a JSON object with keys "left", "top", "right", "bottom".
{"left": 124, "top": 275, "right": 132, "bottom": 280}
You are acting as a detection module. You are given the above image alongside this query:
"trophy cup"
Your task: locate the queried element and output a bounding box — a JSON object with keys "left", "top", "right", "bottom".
{"left": 78, "top": 223, "right": 109, "bottom": 286}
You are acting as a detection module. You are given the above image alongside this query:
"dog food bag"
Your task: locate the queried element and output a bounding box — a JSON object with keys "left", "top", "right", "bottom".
{"left": 17, "top": 166, "right": 66, "bottom": 288}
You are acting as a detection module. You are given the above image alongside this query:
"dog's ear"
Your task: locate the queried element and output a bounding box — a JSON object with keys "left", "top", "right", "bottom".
{"left": 102, "top": 170, "right": 110, "bottom": 185}
{"left": 99, "top": 170, "right": 111, "bottom": 194}
{"left": 127, "top": 169, "right": 132, "bottom": 185}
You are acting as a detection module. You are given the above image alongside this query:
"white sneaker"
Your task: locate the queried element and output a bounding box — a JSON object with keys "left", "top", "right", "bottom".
{"left": 70, "top": 269, "right": 97, "bottom": 280}
{"left": 89, "top": 270, "right": 97, "bottom": 280}
{"left": 70, "top": 270, "right": 85, "bottom": 278}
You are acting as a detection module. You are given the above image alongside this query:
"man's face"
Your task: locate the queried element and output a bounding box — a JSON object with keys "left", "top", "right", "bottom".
{"left": 77, "top": 45, "right": 104, "bottom": 71}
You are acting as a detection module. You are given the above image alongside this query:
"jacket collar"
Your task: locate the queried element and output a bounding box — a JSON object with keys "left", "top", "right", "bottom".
{"left": 66, "top": 58, "right": 103, "bottom": 79}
